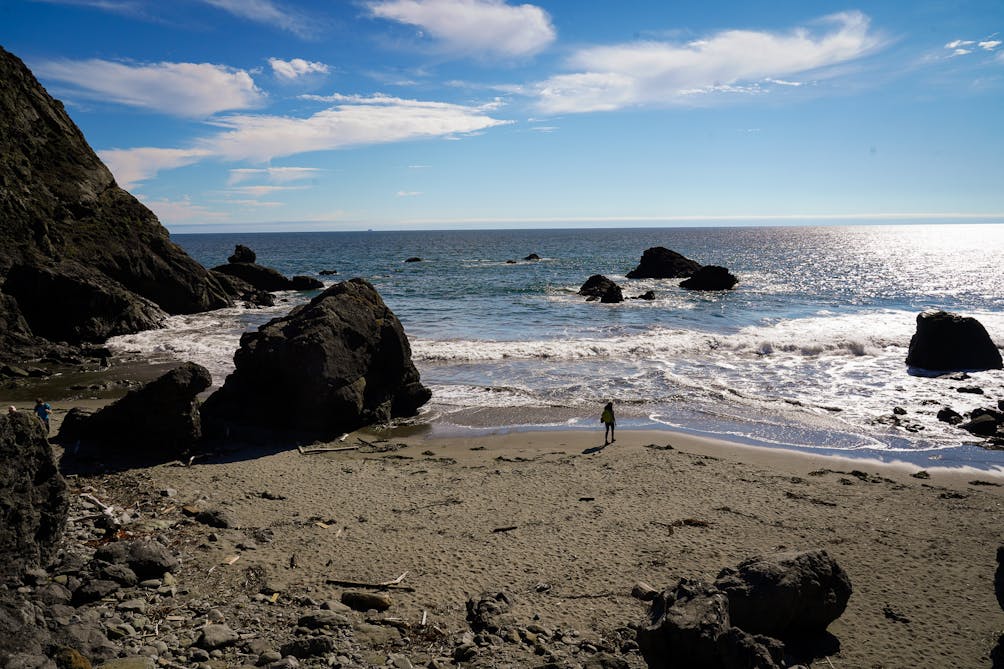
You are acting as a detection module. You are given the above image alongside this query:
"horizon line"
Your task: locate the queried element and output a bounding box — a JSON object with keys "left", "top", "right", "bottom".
{"left": 165, "top": 211, "right": 1004, "bottom": 233}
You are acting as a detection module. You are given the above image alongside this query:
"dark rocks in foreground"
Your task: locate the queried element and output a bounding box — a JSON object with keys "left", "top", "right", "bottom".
{"left": 637, "top": 549, "right": 850, "bottom": 669}
{"left": 578, "top": 275, "right": 624, "bottom": 303}
{"left": 714, "top": 549, "right": 851, "bottom": 639}
{"left": 996, "top": 546, "right": 1004, "bottom": 612}
{"left": 202, "top": 278, "right": 431, "bottom": 440}
{"left": 626, "top": 247, "right": 702, "bottom": 279}
{"left": 59, "top": 362, "right": 211, "bottom": 460}
{"left": 680, "top": 265, "right": 739, "bottom": 291}
{"left": 906, "top": 310, "right": 1002, "bottom": 372}
{"left": 0, "top": 412, "right": 69, "bottom": 582}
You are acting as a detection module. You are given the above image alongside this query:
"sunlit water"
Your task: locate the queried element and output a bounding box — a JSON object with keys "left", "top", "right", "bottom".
{"left": 107, "top": 224, "right": 1004, "bottom": 469}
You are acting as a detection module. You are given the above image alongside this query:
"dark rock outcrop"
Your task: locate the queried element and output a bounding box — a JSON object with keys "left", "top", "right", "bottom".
{"left": 0, "top": 46, "right": 231, "bottom": 363}
{"left": 58, "top": 362, "right": 211, "bottom": 460}
{"left": 524, "top": 253, "right": 541, "bottom": 261}
{"left": 405, "top": 257, "right": 422, "bottom": 263}
{"left": 713, "top": 549, "right": 851, "bottom": 639}
{"left": 93, "top": 539, "right": 179, "bottom": 579}
{"left": 319, "top": 269, "right": 338, "bottom": 276}
{"left": 201, "top": 279, "right": 431, "bottom": 440}
{"left": 291, "top": 275, "right": 324, "bottom": 291}
{"left": 227, "top": 244, "right": 256, "bottom": 264}
{"left": 211, "top": 261, "right": 296, "bottom": 292}
{"left": 578, "top": 275, "right": 623, "bottom": 303}
{"left": 633, "top": 291, "right": 656, "bottom": 300}
{"left": 635, "top": 579, "right": 783, "bottom": 669}
{"left": 905, "top": 311, "right": 1002, "bottom": 372}
{"left": 937, "top": 407, "right": 963, "bottom": 425}
{"left": 959, "top": 414, "right": 998, "bottom": 437}
{"left": 0, "top": 412, "right": 69, "bottom": 582}
{"left": 626, "top": 247, "right": 702, "bottom": 279}
{"left": 680, "top": 265, "right": 739, "bottom": 291}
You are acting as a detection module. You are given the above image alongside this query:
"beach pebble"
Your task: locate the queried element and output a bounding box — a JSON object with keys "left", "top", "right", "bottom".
{"left": 298, "top": 610, "right": 351, "bottom": 629}
{"left": 195, "top": 623, "right": 239, "bottom": 650}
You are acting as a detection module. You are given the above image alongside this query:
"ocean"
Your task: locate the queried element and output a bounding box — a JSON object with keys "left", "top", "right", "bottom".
{"left": 107, "top": 224, "right": 1004, "bottom": 470}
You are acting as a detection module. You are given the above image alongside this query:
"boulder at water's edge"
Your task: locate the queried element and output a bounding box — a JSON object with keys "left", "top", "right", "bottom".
{"left": 905, "top": 310, "right": 1002, "bottom": 372}
{"left": 201, "top": 278, "right": 431, "bottom": 440}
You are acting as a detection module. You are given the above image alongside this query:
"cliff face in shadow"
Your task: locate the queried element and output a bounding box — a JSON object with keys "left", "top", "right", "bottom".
{"left": 0, "top": 45, "right": 231, "bottom": 361}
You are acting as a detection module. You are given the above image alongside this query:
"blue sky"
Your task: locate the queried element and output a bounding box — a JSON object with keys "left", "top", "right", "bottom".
{"left": 2, "top": 0, "right": 1003, "bottom": 232}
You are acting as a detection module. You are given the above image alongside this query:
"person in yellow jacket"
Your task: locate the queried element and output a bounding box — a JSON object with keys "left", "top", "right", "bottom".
{"left": 601, "top": 401, "right": 615, "bottom": 445}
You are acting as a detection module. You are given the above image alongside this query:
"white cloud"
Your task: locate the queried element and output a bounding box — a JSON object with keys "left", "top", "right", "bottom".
{"left": 368, "top": 0, "right": 555, "bottom": 58}
{"left": 978, "top": 40, "right": 1002, "bottom": 51}
{"left": 228, "top": 167, "right": 322, "bottom": 185}
{"left": 144, "top": 196, "right": 230, "bottom": 224}
{"left": 100, "top": 94, "right": 508, "bottom": 183}
{"left": 396, "top": 190, "right": 423, "bottom": 197}
{"left": 199, "top": 0, "right": 314, "bottom": 38}
{"left": 532, "top": 11, "right": 882, "bottom": 114}
{"left": 99, "top": 147, "right": 212, "bottom": 189}
{"left": 953, "top": 48, "right": 972, "bottom": 56}
{"left": 34, "top": 59, "right": 264, "bottom": 117}
{"left": 946, "top": 40, "right": 975, "bottom": 49}
{"left": 269, "top": 57, "right": 330, "bottom": 80}
{"left": 205, "top": 94, "right": 510, "bottom": 162}
{"left": 227, "top": 185, "right": 309, "bottom": 196}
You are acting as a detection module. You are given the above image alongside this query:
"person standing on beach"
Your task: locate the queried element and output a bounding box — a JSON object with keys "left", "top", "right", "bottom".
{"left": 601, "top": 401, "right": 615, "bottom": 445}
{"left": 34, "top": 398, "right": 51, "bottom": 433}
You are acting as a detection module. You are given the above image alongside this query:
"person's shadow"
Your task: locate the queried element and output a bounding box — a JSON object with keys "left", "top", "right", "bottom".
{"left": 582, "top": 443, "right": 609, "bottom": 455}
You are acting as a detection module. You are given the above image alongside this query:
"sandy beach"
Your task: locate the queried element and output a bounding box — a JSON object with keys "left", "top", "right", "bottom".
{"left": 30, "top": 396, "right": 1003, "bottom": 668}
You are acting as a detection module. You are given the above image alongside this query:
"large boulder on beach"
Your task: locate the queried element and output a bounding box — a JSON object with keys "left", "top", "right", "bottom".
{"left": 713, "top": 549, "right": 852, "bottom": 639}
{"left": 202, "top": 278, "right": 431, "bottom": 439}
{"left": 578, "top": 275, "right": 624, "bottom": 303}
{"left": 0, "top": 46, "right": 232, "bottom": 363}
{"left": 626, "top": 247, "right": 702, "bottom": 279}
{"left": 680, "top": 265, "right": 739, "bottom": 291}
{"left": 905, "top": 311, "right": 1002, "bottom": 372}
{"left": 636, "top": 579, "right": 784, "bottom": 669}
{"left": 0, "top": 412, "right": 69, "bottom": 581}
{"left": 59, "top": 362, "right": 212, "bottom": 459}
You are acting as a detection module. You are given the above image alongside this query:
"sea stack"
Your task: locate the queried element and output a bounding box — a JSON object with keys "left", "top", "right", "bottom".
{"left": 0, "top": 46, "right": 231, "bottom": 363}
{"left": 626, "top": 247, "right": 702, "bottom": 279}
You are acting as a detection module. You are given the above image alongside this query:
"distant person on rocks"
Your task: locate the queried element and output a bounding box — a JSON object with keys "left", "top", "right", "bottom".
{"left": 7, "top": 405, "right": 16, "bottom": 415}
{"left": 601, "top": 401, "right": 616, "bottom": 445}
{"left": 34, "top": 398, "right": 51, "bottom": 433}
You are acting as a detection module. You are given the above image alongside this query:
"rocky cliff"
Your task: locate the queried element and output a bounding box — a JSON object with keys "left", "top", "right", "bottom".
{"left": 0, "top": 45, "right": 231, "bottom": 362}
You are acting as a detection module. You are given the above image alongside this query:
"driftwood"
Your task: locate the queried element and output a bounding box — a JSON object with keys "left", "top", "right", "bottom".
{"left": 326, "top": 572, "right": 415, "bottom": 592}
{"left": 297, "top": 444, "right": 360, "bottom": 455}
{"left": 492, "top": 526, "right": 518, "bottom": 533}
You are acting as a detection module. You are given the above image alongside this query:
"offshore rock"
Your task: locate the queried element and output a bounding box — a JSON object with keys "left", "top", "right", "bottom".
{"left": 59, "top": 363, "right": 211, "bottom": 460}
{"left": 714, "top": 549, "right": 851, "bottom": 639}
{"left": 626, "top": 247, "right": 702, "bottom": 279}
{"left": 228, "top": 244, "right": 256, "bottom": 264}
{"left": 211, "top": 261, "right": 296, "bottom": 292}
{"left": 202, "top": 279, "right": 431, "bottom": 440}
{"left": 0, "top": 46, "right": 231, "bottom": 363}
{"left": 0, "top": 412, "right": 69, "bottom": 581}
{"left": 578, "top": 275, "right": 623, "bottom": 303}
{"left": 905, "top": 310, "right": 1002, "bottom": 372}
{"left": 680, "top": 265, "right": 739, "bottom": 291}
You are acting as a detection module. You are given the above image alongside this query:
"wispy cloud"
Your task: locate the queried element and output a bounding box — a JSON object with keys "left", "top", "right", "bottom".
{"left": 100, "top": 94, "right": 508, "bottom": 185}
{"left": 268, "top": 57, "right": 330, "bottom": 80}
{"left": 206, "top": 94, "right": 510, "bottom": 162}
{"left": 199, "top": 0, "right": 315, "bottom": 38}
{"left": 945, "top": 35, "right": 1002, "bottom": 58}
{"left": 368, "top": 0, "right": 555, "bottom": 58}
{"left": 228, "top": 167, "right": 322, "bottom": 185}
{"left": 225, "top": 185, "right": 310, "bottom": 197}
{"left": 532, "top": 11, "right": 882, "bottom": 114}
{"left": 34, "top": 59, "right": 264, "bottom": 117}
{"left": 99, "top": 147, "right": 211, "bottom": 189}
{"left": 144, "top": 195, "right": 230, "bottom": 224}
{"left": 29, "top": 0, "right": 151, "bottom": 19}
{"left": 396, "top": 190, "right": 423, "bottom": 197}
